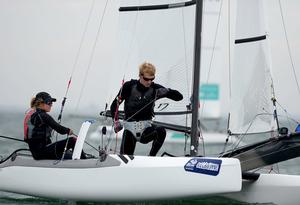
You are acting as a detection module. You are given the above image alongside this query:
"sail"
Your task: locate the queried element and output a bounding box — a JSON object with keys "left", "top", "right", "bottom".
{"left": 115, "top": 0, "right": 195, "bottom": 128}
{"left": 114, "top": 0, "right": 224, "bottom": 129}
{"left": 228, "top": 0, "right": 274, "bottom": 134}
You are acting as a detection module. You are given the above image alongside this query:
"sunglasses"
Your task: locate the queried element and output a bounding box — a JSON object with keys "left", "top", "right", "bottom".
{"left": 46, "top": 102, "right": 53, "bottom": 106}
{"left": 44, "top": 99, "right": 53, "bottom": 106}
{"left": 142, "top": 76, "right": 155, "bottom": 82}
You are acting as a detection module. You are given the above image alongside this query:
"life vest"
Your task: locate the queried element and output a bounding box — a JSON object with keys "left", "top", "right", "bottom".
{"left": 124, "top": 83, "right": 155, "bottom": 121}
{"left": 24, "top": 109, "right": 52, "bottom": 142}
{"left": 24, "top": 109, "right": 35, "bottom": 142}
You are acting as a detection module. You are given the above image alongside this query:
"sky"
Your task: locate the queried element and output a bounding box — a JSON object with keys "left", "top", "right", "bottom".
{"left": 0, "top": 0, "right": 300, "bottom": 120}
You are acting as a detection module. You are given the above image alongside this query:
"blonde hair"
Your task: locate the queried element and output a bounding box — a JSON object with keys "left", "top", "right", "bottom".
{"left": 30, "top": 97, "right": 43, "bottom": 108}
{"left": 139, "top": 62, "right": 156, "bottom": 76}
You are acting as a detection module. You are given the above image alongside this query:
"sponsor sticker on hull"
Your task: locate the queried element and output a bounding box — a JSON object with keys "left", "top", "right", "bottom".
{"left": 184, "top": 158, "right": 222, "bottom": 176}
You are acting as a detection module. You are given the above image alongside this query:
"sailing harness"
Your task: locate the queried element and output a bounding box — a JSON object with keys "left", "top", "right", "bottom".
{"left": 114, "top": 81, "right": 164, "bottom": 139}
{"left": 123, "top": 120, "right": 152, "bottom": 141}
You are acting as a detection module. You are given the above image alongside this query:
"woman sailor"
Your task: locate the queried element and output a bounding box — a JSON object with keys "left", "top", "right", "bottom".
{"left": 24, "top": 92, "right": 85, "bottom": 160}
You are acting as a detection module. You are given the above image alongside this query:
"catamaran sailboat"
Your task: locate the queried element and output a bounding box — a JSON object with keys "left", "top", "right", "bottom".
{"left": 0, "top": 0, "right": 242, "bottom": 202}
{"left": 0, "top": 0, "right": 300, "bottom": 204}
{"left": 99, "top": 0, "right": 300, "bottom": 204}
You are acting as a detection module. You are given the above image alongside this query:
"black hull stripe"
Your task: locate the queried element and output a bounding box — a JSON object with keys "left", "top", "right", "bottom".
{"left": 235, "top": 35, "right": 266, "bottom": 44}
{"left": 118, "top": 155, "right": 128, "bottom": 164}
{"left": 128, "top": 155, "right": 134, "bottom": 160}
{"left": 119, "top": 0, "right": 196, "bottom": 12}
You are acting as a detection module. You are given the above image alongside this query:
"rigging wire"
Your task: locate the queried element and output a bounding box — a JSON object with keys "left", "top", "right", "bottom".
{"left": 278, "top": 0, "right": 300, "bottom": 95}
{"left": 99, "top": 0, "right": 140, "bottom": 153}
{"left": 227, "top": 112, "right": 277, "bottom": 154}
{"left": 75, "top": 0, "right": 109, "bottom": 112}
{"left": 200, "top": 0, "right": 223, "bottom": 117}
{"left": 111, "top": 1, "right": 140, "bottom": 153}
{"left": 219, "top": 0, "right": 233, "bottom": 153}
{"left": 195, "top": 0, "right": 224, "bottom": 155}
{"left": 52, "top": 0, "right": 97, "bottom": 151}
{"left": 276, "top": 100, "right": 300, "bottom": 131}
{"left": 120, "top": 0, "right": 141, "bottom": 77}
{"left": 227, "top": 0, "right": 232, "bottom": 106}
{"left": 224, "top": 0, "right": 233, "bottom": 152}
{"left": 57, "top": 0, "right": 96, "bottom": 124}
{"left": 180, "top": 3, "right": 191, "bottom": 102}
{"left": 179, "top": 1, "right": 191, "bottom": 156}
{"left": 109, "top": 1, "right": 140, "bottom": 152}
{"left": 60, "top": 0, "right": 97, "bottom": 118}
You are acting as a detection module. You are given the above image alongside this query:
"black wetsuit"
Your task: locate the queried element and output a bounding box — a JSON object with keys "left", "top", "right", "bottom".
{"left": 26, "top": 108, "right": 76, "bottom": 160}
{"left": 110, "top": 80, "right": 183, "bottom": 156}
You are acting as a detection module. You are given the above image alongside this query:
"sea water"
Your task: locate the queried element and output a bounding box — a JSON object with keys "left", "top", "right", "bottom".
{"left": 1, "top": 110, "right": 299, "bottom": 205}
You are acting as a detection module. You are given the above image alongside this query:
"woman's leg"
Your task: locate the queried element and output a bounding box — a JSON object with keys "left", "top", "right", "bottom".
{"left": 43, "top": 137, "right": 77, "bottom": 159}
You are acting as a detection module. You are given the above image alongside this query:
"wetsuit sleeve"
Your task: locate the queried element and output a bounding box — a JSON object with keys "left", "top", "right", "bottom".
{"left": 154, "top": 84, "right": 183, "bottom": 101}
{"left": 40, "top": 112, "right": 70, "bottom": 135}
{"left": 166, "top": 88, "right": 183, "bottom": 101}
{"left": 110, "top": 81, "right": 131, "bottom": 120}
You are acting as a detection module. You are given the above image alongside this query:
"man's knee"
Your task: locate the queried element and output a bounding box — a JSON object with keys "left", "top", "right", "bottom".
{"left": 156, "top": 127, "right": 166, "bottom": 135}
{"left": 156, "top": 127, "right": 166, "bottom": 141}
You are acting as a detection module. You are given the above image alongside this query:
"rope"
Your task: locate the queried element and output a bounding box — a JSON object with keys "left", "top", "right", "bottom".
{"left": 60, "top": 134, "right": 71, "bottom": 161}
{"left": 75, "top": 0, "right": 109, "bottom": 111}
{"left": 113, "top": 77, "right": 125, "bottom": 153}
{"left": 0, "top": 149, "right": 31, "bottom": 164}
{"left": 0, "top": 135, "right": 25, "bottom": 142}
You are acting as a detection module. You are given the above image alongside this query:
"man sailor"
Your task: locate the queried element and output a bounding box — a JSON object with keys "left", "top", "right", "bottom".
{"left": 110, "top": 62, "right": 183, "bottom": 156}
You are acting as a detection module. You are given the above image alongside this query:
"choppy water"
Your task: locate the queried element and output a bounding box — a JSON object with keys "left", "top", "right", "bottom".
{"left": 0, "top": 110, "right": 299, "bottom": 205}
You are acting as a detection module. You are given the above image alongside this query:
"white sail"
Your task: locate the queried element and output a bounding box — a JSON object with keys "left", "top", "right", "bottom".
{"left": 228, "top": 0, "right": 274, "bottom": 134}
{"left": 115, "top": 0, "right": 225, "bottom": 128}
{"left": 116, "top": 0, "right": 194, "bottom": 127}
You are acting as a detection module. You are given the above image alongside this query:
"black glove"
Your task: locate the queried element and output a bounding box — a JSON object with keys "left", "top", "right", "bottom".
{"left": 168, "top": 89, "right": 183, "bottom": 101}
{"left": 113, "top": 120, "right": 123, "bottom": 133}
{"left": 156, "top": 88, "right": 169, "bottom": 98}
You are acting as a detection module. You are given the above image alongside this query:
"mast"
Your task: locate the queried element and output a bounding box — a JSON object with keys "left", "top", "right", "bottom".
{"left": 190, "top": 0, "right": 203, "bottom": 156}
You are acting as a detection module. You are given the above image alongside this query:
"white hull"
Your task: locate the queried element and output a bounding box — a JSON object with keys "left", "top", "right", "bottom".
{"left": 224, "top": 173, "right": 300, "bottom": 205}
{"left": 0, "top": 155, "right": 241, "bottom": 201}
